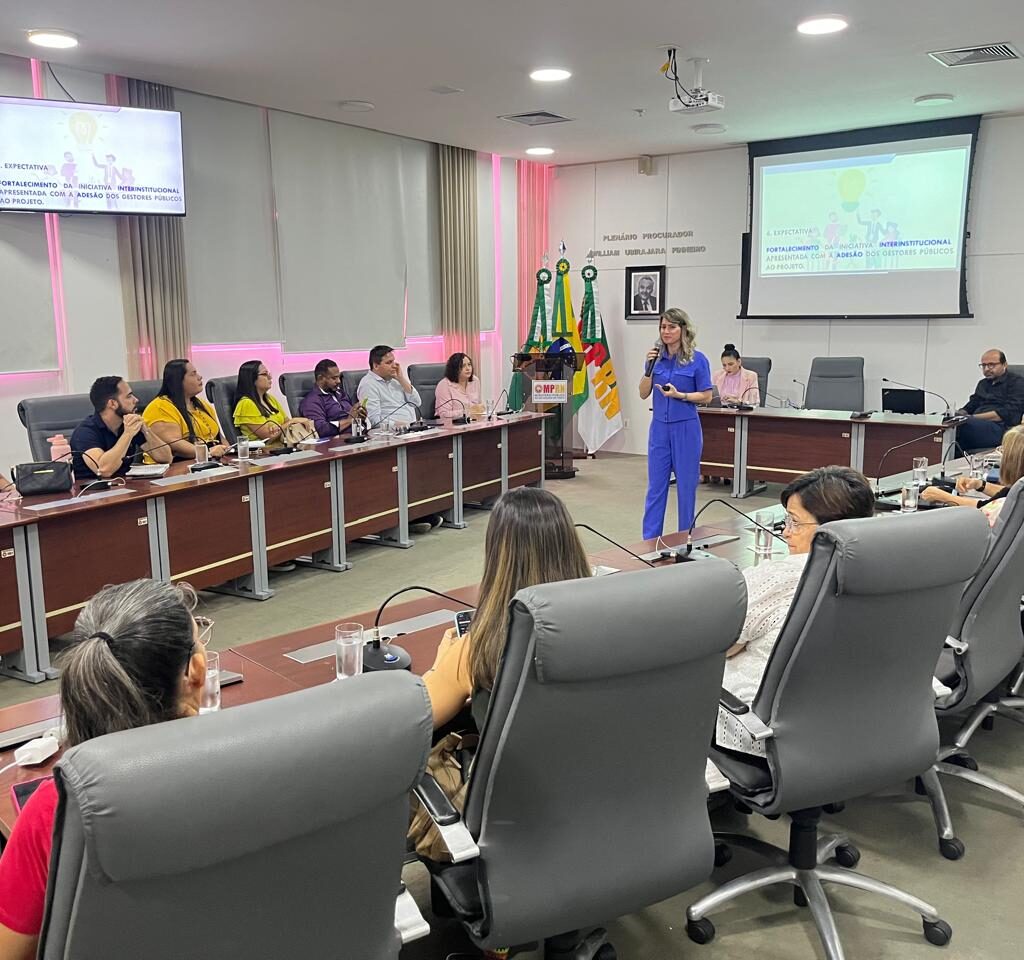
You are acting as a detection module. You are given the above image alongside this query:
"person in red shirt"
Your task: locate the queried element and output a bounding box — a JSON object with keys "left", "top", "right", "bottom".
{"left": 0, "top": 579, "right": 207, "bottom": 959}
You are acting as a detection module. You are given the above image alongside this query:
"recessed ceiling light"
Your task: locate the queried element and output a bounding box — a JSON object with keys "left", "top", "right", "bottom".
{"left": 338, "top": 100, "right": 375, "bottom": 112}
{"left": 27, "top": 29, "right": 79, "bottom": 49}
{"left": 691, "top": 123, "right": 727, "bottom": 135}
{"left": 530, "top": 68, "right": 572, "bottom": 82}
{"left": 914, "top": 93, "right": 956, "bottom": 106}
{"left": 526, "top": 147, "right": 555, "bottom": 156}
{"left": 796, "top": 16, "right": 849, "bottom": 35}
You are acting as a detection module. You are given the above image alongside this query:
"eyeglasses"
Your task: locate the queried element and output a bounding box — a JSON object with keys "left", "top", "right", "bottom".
{"left": 979, "top": 362, "right": 1003, "bottom": 369}
{"left": 782, "top": 515, "right": 818, "bottom": 532}
{"left": 195, "top": 616, "right": 214, "bottom": 647}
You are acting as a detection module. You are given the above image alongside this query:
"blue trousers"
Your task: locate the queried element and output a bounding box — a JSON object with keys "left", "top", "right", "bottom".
{"left": 643, "top": 418, "right": 703, "bottom": 539}
{"left": 957, "top": 416, "right": 1007, "bottom": 453}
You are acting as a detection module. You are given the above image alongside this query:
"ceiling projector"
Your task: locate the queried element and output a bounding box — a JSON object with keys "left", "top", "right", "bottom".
{"left": 669, "top": 91, "right": 725, "bottom": 114}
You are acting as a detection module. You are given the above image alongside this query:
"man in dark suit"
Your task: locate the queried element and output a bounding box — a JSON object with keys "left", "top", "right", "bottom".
{"left": 956, "top": 348, "right": 1024, "bottom": 450}
{"left": 633, "top": 275, "right": 657, "bottom": 313}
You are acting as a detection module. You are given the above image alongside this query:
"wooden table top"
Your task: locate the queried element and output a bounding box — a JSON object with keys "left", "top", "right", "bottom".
{"left": 698, "top": 406, "right": 949, "bottom": 428}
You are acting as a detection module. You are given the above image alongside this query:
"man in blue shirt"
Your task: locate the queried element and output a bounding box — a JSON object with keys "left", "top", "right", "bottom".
{"left": 299, "top": 359, "right": 365, "bottom": 438}
{"left": 356, "top": 345, "right": 422, "bottom": 429}
{"left": 70, "top": 376, "right": 171, "bottom": 482}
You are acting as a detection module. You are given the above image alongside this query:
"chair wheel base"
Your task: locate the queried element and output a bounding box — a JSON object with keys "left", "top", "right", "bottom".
{"left": 793, "top": 887, "right": 809, "bottom": 908}
{"left": 834, "top": 843, "right": 861, "bottom": 869}
{"left": 981, "top": 716, "right": 995, "bottom": 731}
{"left": 945, "top": 754, "right": 979, "bottom": 772}
{"left": 714, "top": 842, "right": 732, "bottom": 868}
{"left": 923, "top": 918, "right": 953, "bottom": 946}
{"left": 594, "top": 946, "right": 617, "bottom": 960}
{"left": 939, "top": 837, "right": 965, "bottom": 861}
{"left": 823, "top": 801, "right": 845, "bottom": 814}
{"left": 686, "top": 918, "right": 716, "bottom": 945}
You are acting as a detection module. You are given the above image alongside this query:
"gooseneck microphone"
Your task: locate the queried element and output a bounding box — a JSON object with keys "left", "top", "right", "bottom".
{"left": 723, "top": 384, "right": 758, "bottom": 412}
{"left": 881, "top": 377, "right": 955, "bottom": 418}
{"left": 686, "top": 498, "right": 787, "bottom": 556}
{"left": 574, "top": 522, "right": 656, "bottom": 568}
{"left": 369, "top": 585, "right": 475, "bottom": 672}
{"left": 432, "top": 396, "right": 470, "bottom": 425}
{"left": 873, "top": 428, "right": 945, "bottom": 495}
{"left": 792, "top": 378, "right": 807, "bottom": 408}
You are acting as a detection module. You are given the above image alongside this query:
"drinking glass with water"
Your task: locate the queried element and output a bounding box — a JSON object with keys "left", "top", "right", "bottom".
{"left": 901, "top": 483, "right": 919, "bottom": 513}
{"left": 912, "top": 457, "right": 928, "bottom": 486}
{"left": 200, "top": 650, "right": 221, "bottom": 713}
{"left": 753, "top": 509, "right": 775, "bottom": 564}
{"left": 335, "top": 622, "right": 364, "bottom": 680}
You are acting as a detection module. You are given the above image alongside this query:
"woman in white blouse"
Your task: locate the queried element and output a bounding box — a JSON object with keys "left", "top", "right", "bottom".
{"left": 434, "top": 353, "right": 485, "bottom": 423}
{"left": 717, "top": 466, "right": 875, "bottom": 755}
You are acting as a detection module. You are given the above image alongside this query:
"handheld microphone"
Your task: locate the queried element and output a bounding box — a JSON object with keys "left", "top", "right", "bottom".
{"left": 873, "top": 428, "right": 945, "bottom": 495}
{"left": 643, "top": 339, "right": 662, "bottom": 379}
{"left": 685, "top": 498, "right": 787, "bottom": 557}
{"left": 792, "top": 378, "right": 807, "bottom": 408}
{"left": 432, "top": 396, "right": 470, "bottom": 425}
{"left": 573, "top": 523, "right": 656, "bottom": 568}
{"left": 881, "top": 377, "right": 954, "bottom": 418}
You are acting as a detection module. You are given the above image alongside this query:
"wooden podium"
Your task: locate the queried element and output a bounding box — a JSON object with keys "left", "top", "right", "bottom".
{"left": 513, "top": 351, "right": 584, "bottom": 480}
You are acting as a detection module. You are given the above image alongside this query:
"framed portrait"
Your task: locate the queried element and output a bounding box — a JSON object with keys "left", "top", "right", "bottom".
{"left": 625, "top": 265, "right": 665, "bottom": 321}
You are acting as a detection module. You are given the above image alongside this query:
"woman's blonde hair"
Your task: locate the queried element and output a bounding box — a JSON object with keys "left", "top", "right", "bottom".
{"left": 467, "top": 487, "right": 591, "bottom": 692}
{"left": 1000, "top": 425, "right": 1024, "bottom": 487}
{"left": 659, "top": 308, "right": 697, "bottom": 364}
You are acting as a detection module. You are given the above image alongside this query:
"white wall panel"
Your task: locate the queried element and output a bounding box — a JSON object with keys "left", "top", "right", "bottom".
{"left": 967, "top": 116, "right": 1024, "bottom": 257}
{"left": 550, "top": 164, "right": 595, "bottom": 266}
{"left": 593, "top": 159, "right": 668, "bottom": 270}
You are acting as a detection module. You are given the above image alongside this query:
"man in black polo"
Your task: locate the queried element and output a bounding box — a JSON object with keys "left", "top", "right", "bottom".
{"left": 70, "top": 376, "right": 171, "bottom": 482}
{"left": 956, "top": 349, "right": 1024, "bottom": 451}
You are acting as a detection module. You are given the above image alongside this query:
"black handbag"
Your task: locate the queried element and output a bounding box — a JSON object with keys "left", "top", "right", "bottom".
{"left": 12, "top": 461, "right": 74, "bottom": 496}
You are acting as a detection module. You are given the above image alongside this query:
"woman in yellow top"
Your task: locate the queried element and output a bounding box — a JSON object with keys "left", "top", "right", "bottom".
{"left": 143, "top": 359, "right": 229, "bottom": 461}
{"left": 423, "top": 486, "right": 592, "bottom": 729}
{"left": 232, "top": 359, "right": 305, "bottom": 445}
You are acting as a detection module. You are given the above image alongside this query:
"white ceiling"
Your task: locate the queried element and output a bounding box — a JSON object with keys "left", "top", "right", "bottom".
{"left": 2, "top": 1, "right": 1023, "bottom": 164}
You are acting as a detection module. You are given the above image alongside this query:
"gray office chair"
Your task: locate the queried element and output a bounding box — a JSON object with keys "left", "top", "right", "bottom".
{"left": 278, "top": 370, "right": 316, "bottom": 418}
{"left": 342, "top": 368, "right": 369, "bottom": 404}
{"left": 803, "top": 356, "right": 864, "bottom": 411}
{"left": 742, "top": 356, "right": 772, "bottom": 408}
{"left": 132, "top": 378, "right": 163, "bottom": 414}
{"left": 205, "top": 375, "right": 239, "bottom": 444}
{"left": 687, "top": 509, "right": 989, "bottom": 959}
{"left": 1007, "top": 364, "right": 1024, "bottom": 380}
{"left": 39, "top": 673, "right": 432, "bottom": 960}
{"left": 408, "top": 362, "right": 447, "bottom": 420}
{"left": 18, "top": 393, "right": 93, "bottom": 461}
{"left": 921, "top": 479, "right": 1024, "bottom": 859}
{"left": 417, "top": 561, "right": 747, "bottom": 957}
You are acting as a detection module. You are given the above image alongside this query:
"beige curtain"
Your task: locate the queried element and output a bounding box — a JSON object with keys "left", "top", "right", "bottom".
{"left": 437, "top": 145, "right": 480, "bottom": 359}
{"left": 114, "top": 78, "right": 190, "bottom": 379}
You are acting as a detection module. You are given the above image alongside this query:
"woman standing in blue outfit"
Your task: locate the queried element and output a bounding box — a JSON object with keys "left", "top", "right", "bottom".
{"left": 639, "top": 308, "right": 713, "bottom": 539}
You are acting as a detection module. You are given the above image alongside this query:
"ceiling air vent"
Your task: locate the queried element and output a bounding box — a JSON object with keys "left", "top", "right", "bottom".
{"left": 928, "top": 43, "right": 1020, "bottom": 67}
{"left": 499, "top": 111, "right": 574, "bottom": 126}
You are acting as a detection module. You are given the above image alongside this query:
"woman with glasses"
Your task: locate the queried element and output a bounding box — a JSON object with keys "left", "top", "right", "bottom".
{"left": 233, "top": 360, "right": 308, "bottom": 447}
{"left": 0, "top": 580, "right": 207, "bottom": 958}
{"left": 716, "top": 466, "right": 874, "bottom": 756}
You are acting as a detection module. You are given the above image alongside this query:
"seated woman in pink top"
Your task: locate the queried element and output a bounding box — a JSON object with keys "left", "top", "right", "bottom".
{"left": 434, "top": 353, "right": 484, "bottom": 423}
{"left": 711, "top": 343, "right": 760, "bottom": 406}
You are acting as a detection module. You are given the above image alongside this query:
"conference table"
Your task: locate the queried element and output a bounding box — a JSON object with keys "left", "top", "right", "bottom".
{"left": 699, "top": 407, "right": 955, "bottom": 497}
{"left": 0, "top": 413, "right": 547, "bottom": 685}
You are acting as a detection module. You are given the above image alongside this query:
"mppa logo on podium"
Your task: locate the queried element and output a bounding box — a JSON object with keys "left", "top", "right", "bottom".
{"left": 531, "top": 380, "right": 569, "bottom": 404}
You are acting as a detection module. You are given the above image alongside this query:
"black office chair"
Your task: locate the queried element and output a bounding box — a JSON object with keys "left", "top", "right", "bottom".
{"left": 417, "top": 561, "right": 746, "bottom": 958}
{"left": 132, "top": 379, "right": 163, "bottom": 414}
{"left": 408, "top": 363, "right": 447, "bottom": 420}
{"left": 688, "top": 509, "right": 989, "bottom": 959}
{"left": 278, "top": 371, "right": 316, "bottom": 418}
{"left": 18, "top": 393, "right": 94, "bottom": 461}
{"left": 743, "top": 357, "right": 772, "bottom": 408}
{"left": 204, "top": 376, "right": 239, "bottom": 444}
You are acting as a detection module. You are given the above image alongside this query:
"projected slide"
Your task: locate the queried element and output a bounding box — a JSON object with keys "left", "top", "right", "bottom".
{"left": 0, "top": 97, "right": 185, "bottom": 215}
{"left": 759, "top": 148, "right": 969, "bottom": 277}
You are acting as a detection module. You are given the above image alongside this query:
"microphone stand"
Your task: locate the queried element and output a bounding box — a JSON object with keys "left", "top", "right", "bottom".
{"left": 792, "top": 378, "right": 807, "bottom": 408}
{"left": 574, "top": 523, "right": 656, "bottom": 568}
{"left": 685, "top": 498, "right": 787, "bottom": 558}
{"left": 881, "top": 377, "right": 954, "bottom": 419}
{"left": 433, "top": 396, "right": 470, "bottom": 425}
{"left": 872, "top": 428, "right": 945, "bottom": 495}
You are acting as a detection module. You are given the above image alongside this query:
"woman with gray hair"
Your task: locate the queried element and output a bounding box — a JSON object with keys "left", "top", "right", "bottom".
{"left": 638, "top": 308, "right": 713, "bottom": 538}
{"left": 0, "top": 579, "right": 207, "bottom": 958}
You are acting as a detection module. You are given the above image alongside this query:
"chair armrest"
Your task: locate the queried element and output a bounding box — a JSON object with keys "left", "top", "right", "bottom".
{"left": 413, "top": 773, "right": 481, "bottom": 863}
{"left": 719, "top": 688, "right": 774, "bottom": 741}
{"left": 944, "top": 635, "right": 968, "bottom": 655}
{"left": 395, "top": 884, "right": 430, "bottom": 943}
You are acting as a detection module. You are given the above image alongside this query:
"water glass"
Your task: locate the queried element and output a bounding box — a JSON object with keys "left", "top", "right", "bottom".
{"left": 753, "top": 509, "right": 775, "bottom": 563}
{"left": 236, "top": 437, "right": 250, "bottom": 460}
{"left": 912, "top": 456, "right": 928, "bottom": 486}
{"left": 200, "top": 649, "right": 221, "bottom": 713}
{"left": 485, "top": 398, "right": 497, "bottom": 419}
{"left": 901, "top": 483, "right": 919, "bottom": 513}
{"left": 194, "top": 441, "right": 209, "bottom": 465}
{"left": 335, "top": 622, "right": 364, "bottom": 680}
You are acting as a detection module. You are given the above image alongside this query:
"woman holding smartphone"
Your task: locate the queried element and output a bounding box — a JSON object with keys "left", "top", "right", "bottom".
{"left": 638, "top": 308, "right": 713, "bottom": 539}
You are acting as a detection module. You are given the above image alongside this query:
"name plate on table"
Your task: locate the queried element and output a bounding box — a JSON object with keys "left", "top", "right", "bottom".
{"left": 150, "top": 465, "right": 239, "bottom": 486}
{"left": 532, "top": 380, "right": 568, "bottom": 404}
{"left": 286, "top": 608, "right": 461, "bottom": 663}
{"left": 22, "top": 488, "right": 131, "bottom": 510}
{"left": 252, "top": 449, "right": 322, "bottom": 465}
